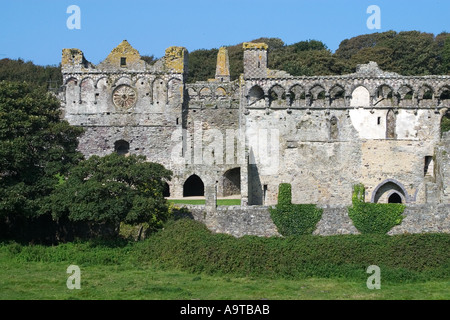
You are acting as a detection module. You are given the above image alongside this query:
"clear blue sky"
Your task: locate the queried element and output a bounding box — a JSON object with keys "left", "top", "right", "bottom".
{"left": 1, "top": 0, "right": 449, "bottom": 66}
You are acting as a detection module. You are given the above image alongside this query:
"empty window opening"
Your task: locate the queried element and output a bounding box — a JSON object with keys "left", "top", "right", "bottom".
{"left": 120, "top": 57, "right": 127, "bottom": 66}
{"left": 330, "top": 116, "right": 338, "bottom": 140}
{"left": 258, "top": 61, "right": 260, "bottom": 68}
{"left": 388, "top": 193, "right": 402, "bottom": 204}
{"left": 114, "top": 140, "right": 130, "bottom": 155}
{"left": 263, "top": 184, "right": 268, "bottom": 205}
{"left": 183, "top": 175, "right": 205, "bottom": 197}
{"left": 223, "top": 168, "right": 241, "bottom": 197}
{"left": 163, "top": 182, "right": 170, "bottom": 197}
{"left": 377, "top": 117, "right": 381, "bottom": 125}
{"left": 424, "top": 156, "right": 433, "bottom": 176}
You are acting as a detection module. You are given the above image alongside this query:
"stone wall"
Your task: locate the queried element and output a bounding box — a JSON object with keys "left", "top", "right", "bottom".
{"left": 176, "top": 204, "right": 450, "bottom": 237}
{"left": 60, "top": 40, "right": 450, "bottom": 228}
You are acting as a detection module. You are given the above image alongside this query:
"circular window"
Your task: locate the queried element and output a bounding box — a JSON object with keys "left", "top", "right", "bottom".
{"left": 112, "top": 85, "right": 137, "bottom": 109}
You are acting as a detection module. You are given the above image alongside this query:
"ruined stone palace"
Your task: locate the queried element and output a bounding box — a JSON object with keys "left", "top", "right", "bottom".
{"left": 60, "top": 40, "right": 450, "bottom": 217}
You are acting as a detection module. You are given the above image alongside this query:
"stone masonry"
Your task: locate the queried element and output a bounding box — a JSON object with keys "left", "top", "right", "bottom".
{"left": 60, "top": 40, "right": 450, "bottom": 236}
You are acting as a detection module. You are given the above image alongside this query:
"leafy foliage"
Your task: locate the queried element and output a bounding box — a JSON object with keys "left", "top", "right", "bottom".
{"left": 187, "top": 31, "right": 450, "bottom": 82}
{"left": 142, "top": 218, "right": 450, "bottom": 282}
{"left": 441, "top": 112, "right": 450, "bottom": 134}
{"left": 277, "top": 183, "right": 292, "bottom": 205}
{"left": 0, "top": 59, "right": 62, "bottom": 91}
{"left": 0, "top": 81, "right": 84, "bottom": 221}
{"left": 269, "top": 183, "right": 322, "bottom": 236}
{"left": 348, "top": 184, "right": 405, "bottom": 235}
{"left": 41, "top": 153, "right": 173, "bottom": 231}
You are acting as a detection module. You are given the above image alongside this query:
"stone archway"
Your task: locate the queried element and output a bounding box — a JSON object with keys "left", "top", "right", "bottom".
{"left": 183, "top": 174, "right": 205, "bottom": 197}
{"left": 371, "top": 179, "right": 409, "bottom": 204}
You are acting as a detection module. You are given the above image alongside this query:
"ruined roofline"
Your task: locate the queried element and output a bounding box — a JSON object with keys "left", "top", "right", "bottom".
{"left": 61, "top": 40, "right": 188, "bottom": 74}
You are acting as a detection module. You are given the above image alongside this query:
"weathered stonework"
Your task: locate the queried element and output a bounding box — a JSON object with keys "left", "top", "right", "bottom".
{"left": 60, "top": 40, "right": 450, "bottom": 236}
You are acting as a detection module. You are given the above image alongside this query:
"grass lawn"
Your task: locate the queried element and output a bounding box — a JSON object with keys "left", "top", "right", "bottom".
{"left": 168, "top": 199, "right": 241, "bottom": 206}
{"left": 0, "top": 242, "right": 448, "bottom": 300}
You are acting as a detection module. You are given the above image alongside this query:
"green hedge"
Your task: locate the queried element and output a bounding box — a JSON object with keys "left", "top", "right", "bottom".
{"left": 3, "top": 218, "right": 449, "bottom": 282}
{"left": 142, "top": 219, "right": 450, "bottom": 282}
{"left": 270, "top": 204, "right": 322, "bottom": 236}
{"left": 269, "top": 183, "right": 322, "bottom": 235}
{"left": 278, "top": 183, "right": 292, "bottom": 205}
{"left": 348, "top": 184, "right": 405, "bottom": 234}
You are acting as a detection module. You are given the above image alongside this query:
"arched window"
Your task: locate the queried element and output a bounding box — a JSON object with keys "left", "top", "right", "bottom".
{"left": 114, "top": 140, "right": 129, "bottom": 155}
{"left": 183, "top": 174, "right": 205, "bottom": 197}
{"left": 330, "top": 116, "right": 338, "bottom": 140}
{"left": 388, "top": 193, "right": 402, "bottom": 204}
{"left": 163, "top": 182, "right": 170, "bottom": 197}
{"left": 350, "top": 86, "right": 370, "bottom": 107}
{"left": 248, "top": 85, "right": 264, "bottom": 106}
{"left": 372, "top": 180, "right": 408, "bottom": 204}
{"left": 386, "top": 109, "right": 396, "bottom": 139}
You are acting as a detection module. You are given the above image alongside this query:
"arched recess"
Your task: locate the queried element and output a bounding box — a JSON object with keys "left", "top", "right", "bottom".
{"left": 309, "top": 84, "right": 326, "bottom": 106}
{"left": 80, "top": 77, "right": 95, "bottom": 105}
{"left": 248, "top": 85, "right": 264, "bottom": 106}
{"left": 386, "top": 109, "right": 396, "bottom": 139}
{"left": 269, "top": 84, "right": 286, "bottom": 107}
{"left": 199, "top": 87, "right": 212, "bottom": 100}
{"left": 168, "top": 78, "right": 182, "bottom": 104}
{"left": 329, "top": 85, "right": 345, "bottom": 107}
{"left": 350, "top": 85, "right": 370, "bottom": 107}
{"left": 374, "top": 85, "right": 394, "bottom": 107}
{"left": 289, "top": 84, "right": 305, "bottom": 106}
{"left": 329, "top": 116, "right": 339, "bottom": 140}
{"left": 223, "top": 168, "right": 241, "bottom": 197}
{"left": 114, "top": 140, "right": 130, "bottom": 156}
{"left": 163, "top": 182, "right": 170, "bottom": 197}
{"left": 215, "top": 87, "right": 227, "bottom": 100}
{"left": 441, "top": 109, "right": 450, "bottom": 137}
{"left": 65, "top": 77, "right": 80, "bottom": 106}
{"left": 183, "top": 174, "right": 205, "bottom": 197}
{"left": 388, "top": 192, "right": 402, "bottom": 203}
{"left": 152, "top": 77, "right": 167, "bottom": 105}
{"left": 439, "top": 85, "right": 450, "bottom": 102}
{"left": 371, "top": 179, "right": 409, "bottom": 204}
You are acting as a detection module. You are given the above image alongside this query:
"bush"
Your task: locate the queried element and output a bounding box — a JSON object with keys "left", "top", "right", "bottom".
{"left": 269, "top": 183, "right": 323, "bottom": 235}
{"left": 348, "top": 184, "right": 405, "bottom": 234}
{"left": 143, "top": 218, "right": 450, "bottom": 282}
{"left": 270, "top": 204, "right": 322, "bottom": 236}
{"left": 278, "top": 183, "right": 292, "bottom": 205}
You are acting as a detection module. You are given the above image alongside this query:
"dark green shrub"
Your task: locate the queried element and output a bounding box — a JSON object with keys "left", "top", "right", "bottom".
{"left": 270, "top": 204, "right": 322, "bottom": 236}
{"left": 278, "top": 183, "right": 292, "bottom": 205}
{"left": 269, "top": 183, "right": 322, "bottom": 235}
{"left": 142, "top": 218, "right": 450, "bottom": 282}
{"left": 348, "top": 184, "right": 405, "bottom": 234}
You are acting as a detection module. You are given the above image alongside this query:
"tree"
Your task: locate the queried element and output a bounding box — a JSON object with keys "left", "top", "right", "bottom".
{"left": 0, "top": 81, "right": 84, "bottom": 225}
{"left": 0, "top": 59, "right": 62, "bottom": 91}
{"left": 42, "top": 153, "right": 173, "bottom": 232}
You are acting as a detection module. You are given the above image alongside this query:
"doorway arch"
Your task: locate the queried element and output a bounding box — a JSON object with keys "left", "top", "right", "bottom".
{"left": 183, "top": 174, "right": 205, "bottom": 197}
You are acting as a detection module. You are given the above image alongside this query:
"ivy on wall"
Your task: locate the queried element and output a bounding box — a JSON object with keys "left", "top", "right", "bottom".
{"left": 348, "top": 184, "right": 405, "bottom": 234}
{"left": 269, "top": 183, "right": 322, "bottom": 236}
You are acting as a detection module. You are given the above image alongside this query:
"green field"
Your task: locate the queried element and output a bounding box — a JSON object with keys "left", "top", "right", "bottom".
{"left": 0, "top": 218, "right": 449, "bottom": 300}
{"left": 0, "top": 258, "right": 448, "bottom": 300}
